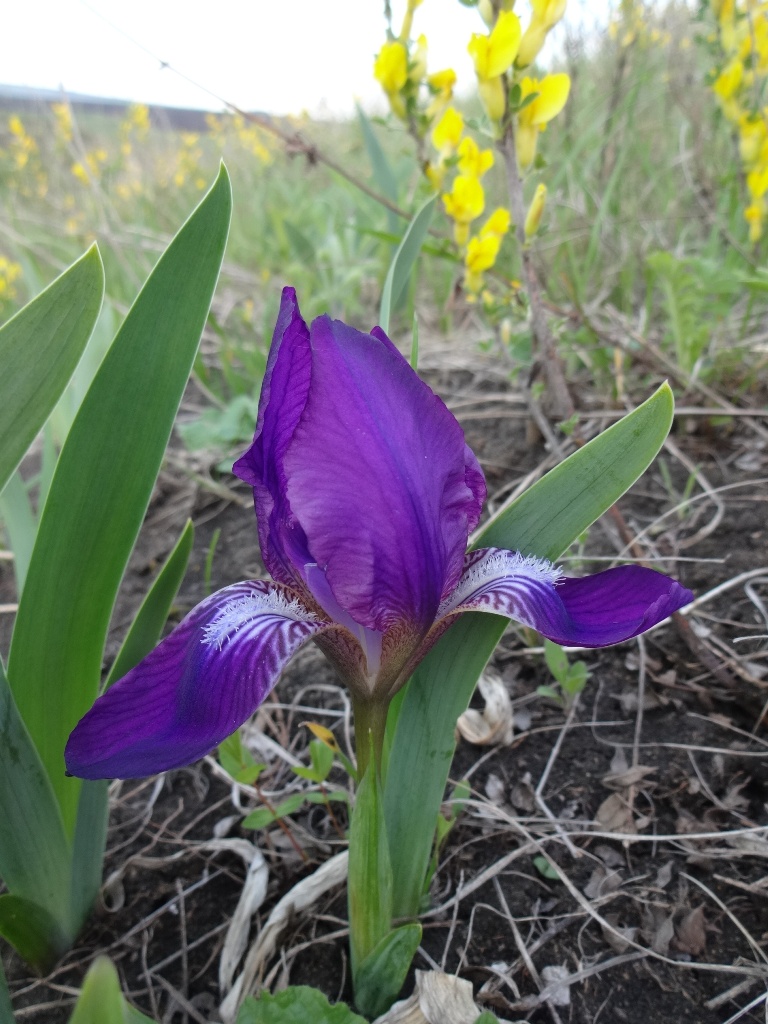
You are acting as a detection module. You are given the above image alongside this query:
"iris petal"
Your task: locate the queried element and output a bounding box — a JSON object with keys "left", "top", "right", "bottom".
{"left": 233, "top": 288, "right": 314, "bottom": 591}
{"left": 65, "top": 581, "right": 328, "bottom": 779}
{"left": 438, "top": 548, "right": 693, "bottom": 647}
{"left": 282, "top": 315, "right": 485, "bottom": 634}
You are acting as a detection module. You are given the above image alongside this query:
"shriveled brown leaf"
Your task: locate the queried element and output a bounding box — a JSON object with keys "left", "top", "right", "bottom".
{"left": 584, "top": 864, "right": 623, "bottom": 900}
{"left": 374, "top": 969, "right": 516, "bottom": 1024}
{"left": 601, "top": 913, "right": 639, "bottom": 954}
{"left": 596, "top": 793, "right": 637, "bottom": 834}
{"left": 673, "top": 906, "right": 707, "bottom": 957}
{"left": 456, "top": 671, "right": 514, "bottom": 746}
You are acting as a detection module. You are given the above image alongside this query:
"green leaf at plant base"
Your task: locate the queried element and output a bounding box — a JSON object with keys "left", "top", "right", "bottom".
{"left": 0, "top": 658, "right": 72, "bottom": 946}
{"left": 236, "top": 987, "right": 366, "bottom": 1024}
{"left": 353, "top": 923, "right": 422, "bottom": 1019}
{"left": 384, "top": 383, "right": 676, "bottom": 917}
{"left": 68, "top": 519, "right": 197, "bottom": 935}
{"left": 7, "top": 166, "right": 232, "bottom": 835}
{"left": 0, "top": 893, "right": 70, "bottom": 973}
{"left": 0, "top": 245, "right": 104, "bottom": 495}
{"left": 68, "top": 956, "right": 156, "bottom": 1024}
{"left": 379, "top": 196, "right": 436, "bottom": 335}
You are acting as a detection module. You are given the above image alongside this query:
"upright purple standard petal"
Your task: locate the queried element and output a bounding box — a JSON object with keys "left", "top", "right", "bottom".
{"left": 436, "top": 549, "right": 693, "bottom": 647}
{"left": 282, "top": 315, "right": 485, "bottom": 634}
{"left": 233, "top": 289, "right": 315, "bottom": 592}
{"left": 65, "top": 581, "right": 329, "bottom": 779}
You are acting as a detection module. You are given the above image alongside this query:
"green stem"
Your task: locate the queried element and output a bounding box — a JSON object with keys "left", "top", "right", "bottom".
{"left": 352, "top": 695, "right": 391, "bottom": 780}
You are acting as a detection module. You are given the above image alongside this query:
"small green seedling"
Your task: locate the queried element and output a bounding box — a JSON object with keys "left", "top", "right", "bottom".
{"left": 537, "top": 638, "right": 590, "bottom": 708}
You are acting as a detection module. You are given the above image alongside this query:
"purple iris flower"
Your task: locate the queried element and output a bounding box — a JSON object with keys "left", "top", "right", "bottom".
{"left": 66, "top": 288, "right": 692, "bottom": 780}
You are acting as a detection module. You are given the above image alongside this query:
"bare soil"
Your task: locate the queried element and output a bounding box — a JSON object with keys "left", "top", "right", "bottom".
{"left": 4, "top": 353, "right": 768, "bottom": 1024}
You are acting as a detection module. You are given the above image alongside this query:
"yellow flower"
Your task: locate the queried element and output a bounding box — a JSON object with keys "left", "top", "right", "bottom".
{"left": 432, "top": 106, "right": 463, "bottom": 154}
{"left": 375, "top": 40, "right": 408, "bottom": 117}
{"left": 739, "top": 114, "right": 767, "bottom": 167}
{"left": 524, "top": 183, "right": 547, "bottom": 237}
{"left": 410, "top": 34, "right": 428, "bottom": 83}
{"left": 466, "top": 233, "right": 502, "bottom": 274}
{"left": 745, "top": 200, "right": 764, "bottom": 242}
{"left": 517, "top": 18, "right": 548, "bottom": 67}
{"left": 443, "top": 175, "right": 485, "bottom": 244}
{"left": 457, "top": 136, "right": 494, "bottom": 177}
{"left": 52, "top": 102, "right": 73, "bottom": 143}
{"left": 469, "top": 10, "right": 522, "bottom": 121}
{"left": 443, "top": 175, "right": 485, "bottom": 222}
{"left": 482, "top": 207, "right": 511, "bottom": 237}
{"left": 400, "top": 0, "right": 424, "bottom": 42}
{"left": 518, "top": 0, "right": 567, "bottom": 66}
{"left": 713, "top": 58, "right": 743, "bottom": 103}
{"left": 747, "top": 166, "right": 768, "bottom": 200}
{"left": 515, "top": 73, "right": 570, "bottom": 170}
{"left": 426, "top": 68, "right": 456, "bottom": 118}
{"left": 530, "top": 0, "right": 567, "bottom": 29}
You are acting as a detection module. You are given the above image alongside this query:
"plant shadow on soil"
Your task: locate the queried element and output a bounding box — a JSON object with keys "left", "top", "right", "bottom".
{"left": 3, "top": 360, "right": 768, "bottom": 1024}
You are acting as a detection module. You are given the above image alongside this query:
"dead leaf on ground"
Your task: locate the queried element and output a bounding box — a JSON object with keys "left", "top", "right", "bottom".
{"left": 584, "top": 864, "right": 623, "bottom": 900}
{"left": 642, "top": 906, "right": 675, "bottom": 956}
{"left": 540, "top": 965, "right": 571, "bottom": 1007}
{"left": 603, "top": 764, "right": 657, "bottom": 790}
{"left": 373, "top": 969, "right": 516, "bottom": 1024}
{"left": 673, "top": 906, "right": 707, "bottom": 957}
{"left": 601, "top": 913, "right": 639, "bottom": 954}
{"left": 596, "top": 793, "right": 637, "bottom": 834}
{"left": 456, "top": 671, "right": 514, "bottom": 746}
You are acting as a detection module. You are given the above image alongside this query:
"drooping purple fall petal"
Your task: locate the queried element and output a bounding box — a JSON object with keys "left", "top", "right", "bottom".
{"left": 437, "top": 549, "right": 693, "bottom": 647}
{"left": 65, "top": 581, "right": 329, "bottom": 779}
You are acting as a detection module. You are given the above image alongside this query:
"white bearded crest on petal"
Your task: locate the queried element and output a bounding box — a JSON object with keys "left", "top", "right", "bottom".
{"left": 438, "top": 549, "right": 563, "bottom": 619}
{"left": 201, "top": 585, "right": 319, "bottom": 650}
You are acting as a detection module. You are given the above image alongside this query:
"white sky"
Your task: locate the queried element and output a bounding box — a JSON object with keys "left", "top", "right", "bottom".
{"left": 1, "top": 1, "right": 605, "bottom": 117}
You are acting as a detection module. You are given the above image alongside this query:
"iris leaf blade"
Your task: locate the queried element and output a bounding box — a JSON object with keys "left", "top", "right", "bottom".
{"left": 385, "top": 383, "right": 675, "bottom": 916}
{"left": 7, "top": 165, "right": 232, "bottom": 834}
{"left": 0, "top": 245, "right": 104, "bottom": 494}
{"left": 0, "top": 657, "right": 71, "bottom": 929}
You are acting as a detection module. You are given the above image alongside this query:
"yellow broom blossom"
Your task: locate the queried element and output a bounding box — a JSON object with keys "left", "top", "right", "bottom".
{"left": 515, "top": 73, "right": 571, "bottom": 170}
{"left": 468, "top": 10, "right": 522, "bottom": 122}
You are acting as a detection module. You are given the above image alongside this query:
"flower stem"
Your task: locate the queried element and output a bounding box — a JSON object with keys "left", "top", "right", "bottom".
{"left": 352, "top": 696, "right": 391, "bottom": 780}
{"left": 500, "top": 125, "right": 574, "bottom": 421}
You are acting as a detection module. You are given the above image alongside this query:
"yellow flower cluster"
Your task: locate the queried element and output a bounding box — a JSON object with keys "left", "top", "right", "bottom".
{"left": 206, "top": 113, "right": 273, "bottom": 165}
{"left": 0, "top": 255, "right": 22, "bottom": 302}
{"left": 710, "top": 0, "right": 768, "bottom": 241}
{"left": 373, "top": 0, "right": 457, "bottom": 124}
{"left": 119, "top": 103, "right": 150, "bottom": 157}
{"left": 373, "top": 2, "right": 570, "bottom": 295}
{"left": 2, "top": 116, "right": 47, "bottom": 197}
{"left": 71, "top": 148, "right": 108, "bottom": 187}
{"left": 51, "top": 102, "right": 73, "bottom": 145}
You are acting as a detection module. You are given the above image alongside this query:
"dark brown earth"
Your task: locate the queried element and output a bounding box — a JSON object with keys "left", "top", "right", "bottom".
{"left": 3, "top": 356, "right": 768, "bottom": 1024}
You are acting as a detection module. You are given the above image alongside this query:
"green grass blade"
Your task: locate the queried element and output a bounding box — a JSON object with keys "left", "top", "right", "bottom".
{"left": 0, "top": 471, "right": 36, "bottom": 596}
{"left": 0, "top": 658, "right": 71, "bottom": 929}
{"left": 379, "top": 196, "right": 436, "bottom": 335}
{"left": 68, "top": 958, "right": 146, "bottom": 1024}
{"left": 69, "top": 521, "right": 195, "bottom": 928}
{"left": 0, "top": 894, "right": 70, "bottom": 973}
{"left": 68, "top": 780, "right": 108, "bottom": 940}
{"left": 357, "top": 104, "right": 399, "bottom": 236}
{"left": 105, "top": 519, "right": 195, "bottom": 688}
{"left": 0, "top": 246, "right": 104, "bottom": 494}
{"left": 7, "top": 166, "right": 232, "bottom": 834}
{"left": 385, "top": 383, "right": 675, "bottom": 916}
